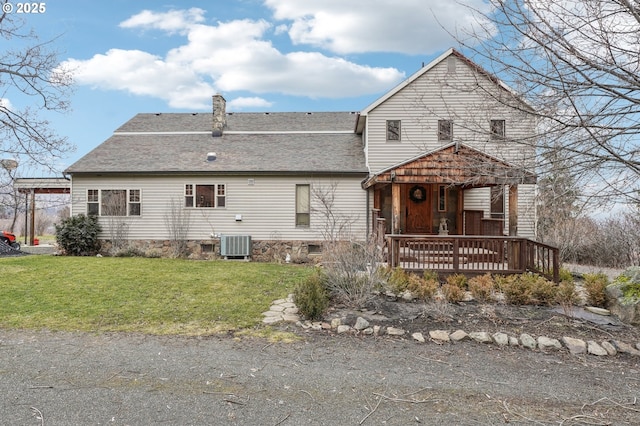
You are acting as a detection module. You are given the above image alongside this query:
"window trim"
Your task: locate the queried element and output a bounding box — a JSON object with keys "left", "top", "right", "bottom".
{"left": 438, "top": 185, "right": 447, "bottom": 212}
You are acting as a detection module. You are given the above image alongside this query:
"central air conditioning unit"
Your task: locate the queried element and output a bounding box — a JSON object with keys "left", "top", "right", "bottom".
{"left": 220, "top": 235, "right": 252, "bottom": 259}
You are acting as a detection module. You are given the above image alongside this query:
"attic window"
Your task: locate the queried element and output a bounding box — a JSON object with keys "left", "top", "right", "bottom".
{"left": 386, "top": 120, "right": 401, "bottom": 142}
{"left": 438, "top": 120, "right": 452, "bottom": 141}
{"left": 490, "top": 120, "right": 506, "bottom": 140}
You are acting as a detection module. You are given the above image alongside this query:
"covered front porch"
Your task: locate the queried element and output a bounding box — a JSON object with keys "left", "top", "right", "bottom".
{"left": 364, "top": 144, "right": 559, "bottom": 281}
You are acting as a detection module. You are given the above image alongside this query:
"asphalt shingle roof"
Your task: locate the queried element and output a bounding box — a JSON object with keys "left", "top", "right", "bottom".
{"left": 67, "top": 112, "right": 367, "bottom": 175}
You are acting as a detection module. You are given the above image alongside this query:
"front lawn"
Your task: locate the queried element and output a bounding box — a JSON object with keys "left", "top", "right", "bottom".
{"left": 0, "top": 256, "right": 312, "bottom": 335}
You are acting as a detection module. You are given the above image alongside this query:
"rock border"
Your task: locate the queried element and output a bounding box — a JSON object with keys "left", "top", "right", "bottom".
{"left": 262, "top": 295, "right": 640, "bottom": 358}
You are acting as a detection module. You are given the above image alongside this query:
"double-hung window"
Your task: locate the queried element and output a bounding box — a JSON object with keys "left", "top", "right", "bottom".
{"left": 184, "top": 184, "right": 226, "bottom": 208}
{"left": 295, "top": 184, "right": 310, "bottom": 227}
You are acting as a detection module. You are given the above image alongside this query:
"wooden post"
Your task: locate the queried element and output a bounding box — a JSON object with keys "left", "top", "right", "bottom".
{"left": 29, "top": 189, "right": 35, "bottom": 246}
{"left": 508, "top": 185, "right": 518, "bottom": 236}
{"left": 392, "top": 183, "right": 401, "bottom": 234}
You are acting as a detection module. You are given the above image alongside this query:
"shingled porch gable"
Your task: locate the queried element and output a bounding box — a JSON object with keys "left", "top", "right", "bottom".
{"left": 363, "top": 143, "right": 536, "bottom": 237}
{"left": 362, "top": 143, "right": 536, "bottom": 189}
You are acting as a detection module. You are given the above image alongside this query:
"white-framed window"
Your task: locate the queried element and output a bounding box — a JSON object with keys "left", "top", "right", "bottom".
{"left": 295, "top": 184, "right": 310, "bottom": 227}
{"left": 87, "top": 189, "right": 99, "bottom": 216}
{"left": 490, "top": 119, "right": 506, "bottom": 140}
{"left": 438, "top": 119, "right": 452, "bottom": 141}
{"left": 87, "top": 189, "right": 142, "bottom": 216}
{"left": 184, "top": 184, "right": 226, "bottom": 208}
{"left": 386, "top": 119, "right": 401, "bottom": 142}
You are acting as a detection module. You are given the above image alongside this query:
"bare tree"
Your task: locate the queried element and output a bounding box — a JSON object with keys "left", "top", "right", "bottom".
{"left": 1, "top": 4, "right": 74, "bottom": 168}
{"left": 164, "top": 198, "right": 191, "bottom": 257}
{"left": 454, "top": 0, "right": 640, "bottom": 206}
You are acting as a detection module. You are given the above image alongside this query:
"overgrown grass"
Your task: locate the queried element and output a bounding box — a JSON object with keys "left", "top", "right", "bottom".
{"left": 0, "top": 256, "right": 312, "bottom": 336}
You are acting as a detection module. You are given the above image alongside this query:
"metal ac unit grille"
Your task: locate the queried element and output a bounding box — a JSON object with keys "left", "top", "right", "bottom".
{"left": 220, "top": 235, "right": 252, "bottom": 259}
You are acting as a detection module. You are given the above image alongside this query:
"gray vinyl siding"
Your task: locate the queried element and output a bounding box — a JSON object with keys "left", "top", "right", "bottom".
{"left": 365, "top": 56, "right": 536, "bottom": 174}
{"left": 70, "top": 174, "right": 367, "bottom": 241}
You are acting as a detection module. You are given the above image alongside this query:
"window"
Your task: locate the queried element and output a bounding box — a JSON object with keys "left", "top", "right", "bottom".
{"left": 296, "top": 184, "right": 310, "bottom": 227}
{"left": 87, "top": 189, "right": 141, "bottom": 216}
{"left": 438, "top": 185, "right": 447, "bottom": 212}
{"left": 87, "top": 189, "right": 99, "bottom": 216}
{"left": 490, "top": 186, "right": 505, "bottom": 219}
{"left": 438, "top": 120, "right": 452, "bottom": 141}
{"left": 386, "top": 120, "right": 401, "bottom": 141}
{"left": 129, "top": 189, "right": 141, "bottom": 216}
{"left": 184, "top": 184, "right": 226, "bottom": 208}
{"left": 490, "top": 119, "right": 505, "bottom": 140}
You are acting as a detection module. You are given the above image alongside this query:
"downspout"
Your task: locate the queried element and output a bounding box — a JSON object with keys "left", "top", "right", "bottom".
{"left": 365, "top": 188, "right": 370, "bottom": 239}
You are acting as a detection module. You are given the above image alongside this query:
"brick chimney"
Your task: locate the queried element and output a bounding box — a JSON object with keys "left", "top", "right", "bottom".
{"left": 212, "top": 94, "right": 226, "bottom": 137}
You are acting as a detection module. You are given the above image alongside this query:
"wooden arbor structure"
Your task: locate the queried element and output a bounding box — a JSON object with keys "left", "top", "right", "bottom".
{"left": 14, "top": 177, "right": 71, "bottom": 245}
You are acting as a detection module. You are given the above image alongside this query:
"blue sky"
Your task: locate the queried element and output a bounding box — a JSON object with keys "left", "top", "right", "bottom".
{"left": 8, "top": 0, "right": 491, "bottom": 174}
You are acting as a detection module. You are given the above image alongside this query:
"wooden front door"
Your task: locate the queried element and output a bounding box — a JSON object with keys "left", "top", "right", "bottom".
{"left": 405, "top": 185, "right": 431, "bottom": 234}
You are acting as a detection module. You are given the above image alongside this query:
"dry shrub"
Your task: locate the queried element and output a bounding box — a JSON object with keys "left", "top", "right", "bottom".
{"left": 583, "top": 273, "right": 609, "bottom": 307}
{"left": 528, "top": 275, "right": 558, "bottom": 305}
{"left": 321, "top": 240, "right": 383, "bottom": 308}
{"left": 497, "top": 274, "right": 532, "bottom": 305}
{"left": 468, "top": 273, "right": 495, "bottom": 303}
{"left": 385, "top": 266, "right": 411, "bottom": 294}
{"left": 407, "top": 273, "right": 439, "bottom": 301}
{"left": 446, "top": 273, "right": 468, "bottom": 290}
{"left": 441, "top": 283, "right": 465, "bottom": 303}
{"left": 556, "top": 279, "right": 579, "bottom": 306}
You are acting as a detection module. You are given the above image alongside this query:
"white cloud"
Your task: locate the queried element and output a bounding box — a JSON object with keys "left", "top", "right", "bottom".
{"left": 264, "top": 0, "right": 493, "bottom": 54}
{"left": 227, "top": 97, "right": 274, "bottom": 110}
{"left": 0, "top": 98, "right": 13, "bottom": 110}
{"left": 119, "top": 8, "right": 206, "bottom": 35}
{"left": 68, "top": 2, "right": 488, "bottom": 109}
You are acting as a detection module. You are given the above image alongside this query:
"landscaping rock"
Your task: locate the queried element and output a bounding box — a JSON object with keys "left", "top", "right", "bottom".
{"left": 386, "top": 327, "right": 406, "bottom": 336}
{"left": 605, "top": 267, "right": 640, "bottom": 325}
{"left": 429, "top": 330, "right": 450, "bottom": 343}
{"left": 337, "top": 325, "right": 351, "bottom": 334}
{"left": 601, "top": 341, "right": 617, "bottom": 356}
{"left": 509, "top": 336, "right": 519, "bottom": 346}
{"left": 520, "top": 333, "right": 536, "bottom": 349}
{"left": 412, "top": 332, "right": 426, "bottom": 343}
{"left": 331, "top": 318, "right": 342, "bottom": 329}
{"left": 612, "top": 340, "right": 640, "bottom": 356}
{"left": 561, "top": 336, "right": 586, "bottom": 355}
{"left": 354, "top": 317, "right": 370, "bottom": 330}
{"left": 469, "top": 331, "right": 493, "bottom": 344}
{"left": 537, "top": 336, "right": 562, "bottom": 350}
{"left": 587, "top": 341, "right": 608, "bottom": 356}
{"left": 492, "top": 332, "right": 509, "bottom": 346}
{"left": 450, "top": 329, "right": 469, "bottom": 342}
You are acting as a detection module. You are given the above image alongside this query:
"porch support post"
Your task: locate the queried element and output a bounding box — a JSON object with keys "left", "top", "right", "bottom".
{"left": 508, "top": 185, "right": 518, "bottom": 236}
{"left": 391, "top": 183, "right": 401, "bottom": 234}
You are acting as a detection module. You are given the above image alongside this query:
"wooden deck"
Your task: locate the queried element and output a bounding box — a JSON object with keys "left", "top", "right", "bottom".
{"left": 385, "top": 235, "right": 560, "bottom": 282}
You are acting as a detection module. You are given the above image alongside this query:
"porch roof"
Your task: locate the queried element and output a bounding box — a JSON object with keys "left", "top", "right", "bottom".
{"left": 361, "top": 143, "right": 537, "bottom": 189}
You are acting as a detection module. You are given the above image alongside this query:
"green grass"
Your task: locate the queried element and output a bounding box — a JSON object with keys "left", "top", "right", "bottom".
{"left": 0, "top": 256, "right": 313, "bottom": 335}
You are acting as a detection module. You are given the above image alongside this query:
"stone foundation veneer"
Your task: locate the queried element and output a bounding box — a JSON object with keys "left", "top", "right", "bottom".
{"left": 100, "top": 239, "right": 324, "bottom": 262}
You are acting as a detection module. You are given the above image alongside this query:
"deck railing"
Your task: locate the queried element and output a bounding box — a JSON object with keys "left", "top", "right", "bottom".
{"left": 386, "top": 234, "right": 560, "bottom": 282}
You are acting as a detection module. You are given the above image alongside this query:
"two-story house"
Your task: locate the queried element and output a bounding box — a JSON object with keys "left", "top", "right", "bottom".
{"left": 66, "top": 48, "right": 546, "bottom": 273}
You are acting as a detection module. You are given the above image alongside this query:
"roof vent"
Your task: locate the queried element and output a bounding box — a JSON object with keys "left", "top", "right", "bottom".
{"left": 206, "top": 152, "right": 217, "bottom": 162}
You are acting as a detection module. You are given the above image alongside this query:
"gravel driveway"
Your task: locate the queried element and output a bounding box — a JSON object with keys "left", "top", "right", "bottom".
{"left": 1, "top": 329, "right": 639, "bottom": 425}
